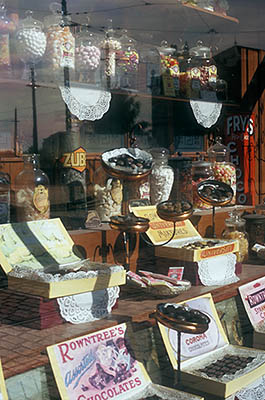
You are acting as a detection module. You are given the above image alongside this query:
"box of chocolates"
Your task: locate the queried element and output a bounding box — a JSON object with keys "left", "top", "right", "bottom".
{"left": 157, "top": 293, "right": 265, "bottom": 398}
{"left": 47, "top": 322, "right": 204, "bottom": 400}
{"left": 238, "top": 277, "right": 265, "bottom": 350}
{"left": 0, "top": 218, "right": 126, "bottom": 298}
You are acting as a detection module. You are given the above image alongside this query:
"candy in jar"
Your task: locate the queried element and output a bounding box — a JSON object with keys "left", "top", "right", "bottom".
{"left": 115, "top": 29, "right": 139, "bottom": 89}
{"left": 100, "top": 20, "right": 121, "bottom": 89}
{"left": 15, "top": 10, "right": 47, "bottom": 66}
{"left": 150, "top": 148, "right": 174, "bottom": 205}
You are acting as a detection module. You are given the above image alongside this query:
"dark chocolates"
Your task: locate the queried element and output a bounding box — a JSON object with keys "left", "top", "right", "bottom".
{"left": 157, "top": 200, "right": 192, "bottom": 214}
{"left": 108, "top": 153, "right": 152, "bottom": 173}
{"left": 197, "top": 355, "right": 255, "bottom": 378}
{"left": 157, "top": 304, "right": 210, "bottom": 325}
{"left": 182, "top": 240, "right": 219, "bottom": 250}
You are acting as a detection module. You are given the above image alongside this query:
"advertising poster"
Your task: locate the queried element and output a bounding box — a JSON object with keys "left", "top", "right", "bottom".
{"left": 47, "top": 323, "right": 150, "bottom": 400}
{"left": 238, "top": 277, "right": 265, "bottom": 332}
{"left": 0, "top": 359, "right": 8, "bottom": 400}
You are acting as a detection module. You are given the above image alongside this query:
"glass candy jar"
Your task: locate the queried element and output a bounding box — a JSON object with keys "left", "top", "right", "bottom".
{"left": 0, "top": 1, "right": 16, "bottom": 78}
{"left": 115, "top": 29, "right": 139, "bottom": 90}
{"left": 44, "top": 2, "right": 75, "bottom": 80}
{"left": 15, "top": 10, "right": 47, "bottom": 71}
{"left": 14, "top": 154, "right": 50, "bottom": 222}
{"left": 192, "top": 155, "right": 214, "bottom": 209}
{"left": 208, "top": 136, "right": 236, "bottom": 204}
{"left": 222, "top": 209, "right": 249, "bottom": 263}
{"left": 100, "top": 20, "right": 121, "bottom": 89}
{"left": 75, "top": 25, "right": 101, "bottom": 83}
{"left": 150, "top": 148, "right": 174, "bottom": 205}
{"left": 159, "top": 40, "right": 179, "bottom": 95}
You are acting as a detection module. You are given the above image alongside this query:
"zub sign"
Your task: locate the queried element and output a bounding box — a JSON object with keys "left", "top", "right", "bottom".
{"left": 60, "top": 147, "right": 87, "bottom": 173}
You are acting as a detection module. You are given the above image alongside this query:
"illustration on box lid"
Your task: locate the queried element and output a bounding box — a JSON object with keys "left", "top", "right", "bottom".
{"left": 238, "top": 277, "right": 265, "bottom": 334}
{"left": 47, "top": 322, "right": 203, "bottom": 400}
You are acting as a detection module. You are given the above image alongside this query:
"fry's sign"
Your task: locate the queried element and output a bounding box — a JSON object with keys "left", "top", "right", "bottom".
{"left": 60, "top": 147, "right": 87, "bottom": 173}
{"left": 224, "top": 113, "right": 255, "bottom": 205}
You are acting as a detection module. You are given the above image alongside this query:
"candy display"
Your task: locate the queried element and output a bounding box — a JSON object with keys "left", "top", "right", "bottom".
{"left": 75, "top": 28, "right": 101, "bottom": 82}
{"left": 157, "top": 200, "right": 192, "bottom": 215}
{"left": 182, "top": 239, "right": 219, "bottom": 249}
{"left": 197, "top": 355, "right": 255, "bottom": 378}
{"left": 197, "top": 180, "right": 233, "bottom": 205}
{"left": 16, "top": 11, "right": 46, "bottom": 65}
{"left": 192, "top": 157, "right": 214, "bottom": 209}
{"left": 100, "top": 22, "right": 121, "bottom": 88}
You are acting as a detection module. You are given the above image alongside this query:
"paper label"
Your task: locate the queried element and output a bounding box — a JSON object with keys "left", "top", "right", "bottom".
{"left": 238, "top": 277, "right": 265, "bottom": 331}
{"left": 168, "top": 267, "right": 184, "bottom": 280}
{"left": 131, "top": 206, "right": 200, "bottom": 245}
{"left": 47, "top": 323, "right": 150, "bottom": 400}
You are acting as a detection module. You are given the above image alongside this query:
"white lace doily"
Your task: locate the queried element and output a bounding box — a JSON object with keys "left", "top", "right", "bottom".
{"left": 59, "top": 84, "right": 111, "bottom": 121}
{"left": 234, "top": 375, "right": 265, "bottom": 400}
{"left": 57, "top": 286, "right": 119, "bottom": 324}
{"left": 198, "top": 253, "right": 239, "bottom": 286}
{"left": 190, "top": 99, "right": 222, "bottom": 128}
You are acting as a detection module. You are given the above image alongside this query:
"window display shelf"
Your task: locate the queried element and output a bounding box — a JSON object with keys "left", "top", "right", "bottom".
{"left": 181, "top": 3, "right": 239, "bottom": 23}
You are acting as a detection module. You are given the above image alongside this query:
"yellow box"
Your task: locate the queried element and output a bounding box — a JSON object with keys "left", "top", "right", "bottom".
{"left": 157, "top": 293, "right": 265, "bottom": 398}
{"left": 0, "top": 218, "right": 126, "bottom": 299}
{"left": 131, "top": 206, "right": 238, "bottom": 261}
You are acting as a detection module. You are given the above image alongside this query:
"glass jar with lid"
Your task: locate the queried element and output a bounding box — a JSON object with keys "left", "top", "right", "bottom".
{"left": 158, "top": 40, "right": 179, "bottom": 95}
{"left": 44, "top": 2, "right": 75, "bottom": 81}
{"left": 15, "top": 10, "right": 47, "bottom": 78}
{"left": 0, "top": 1, "right": 16, "bottom": 78}
{"left": 75, "top": 24, "right": 101, "bottom": 84}
{"left": 222, "top": 208, "right": 249, "bottom": 263}
{"left": 192, "top": 154, "right": 214, "bottom": 209}
{"left": 115, "top": 29, "right": 139, "bottom": 90}
{"left": 100, "top": 19, "right": 121, "bottom": 90}
{"left": 150, "top": 148, "right": 174, "bottom": 205}
{"left": 208, "top": 136, "right": 236, "bottom": 204}
{"left": 139, "top": 42, "right": 160, "bottom": 94}
{"left": 14, "top": 154, "right": 50, "bottom": 222}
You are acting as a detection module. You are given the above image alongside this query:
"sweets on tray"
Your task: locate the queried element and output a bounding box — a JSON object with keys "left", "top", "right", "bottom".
{"left": 197, "top": 355, "right": 255, "bottom": 378}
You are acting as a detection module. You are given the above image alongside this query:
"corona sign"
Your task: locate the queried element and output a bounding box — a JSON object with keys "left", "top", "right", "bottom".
{"left": 60, "top": 147, "right": 87, "bottom": 173}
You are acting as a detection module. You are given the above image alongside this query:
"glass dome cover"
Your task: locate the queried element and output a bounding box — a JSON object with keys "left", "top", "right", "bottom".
{"left": 208, "top": 136, "right": 230, "bottom": 162}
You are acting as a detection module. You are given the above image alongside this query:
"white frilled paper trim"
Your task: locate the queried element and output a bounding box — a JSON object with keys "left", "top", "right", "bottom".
{"left": 59, "top": 84, "right": 111, "bottom": 121}
{"left": 57, "top": 286, "right": 120, "bottom": 324}
{"left": 234, "top": 375, "right": 265, "bottom": 400}
{"left": 198, "top": 253, "right": 239, "bottom": 286}
{"left": 190, "top": 99, "right": 222, "bottom": 128}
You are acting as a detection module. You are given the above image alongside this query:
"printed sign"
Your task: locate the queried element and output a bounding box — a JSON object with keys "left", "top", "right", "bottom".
{"left": 59, "top": 147, "right": 87, "bottom": 173}
{"left": 131, "top": 205, "right": 200, "bottom": 245}
{"left": 0, "top": 359, "right": 8, "bottom": 400}
{"left": 238, "top": 277, "right": 265, "bottom": 332}
{"left": 158, "top": 293, "right": 228, "bottom": 365}
{"left": 47, "top": 323, "right": 150, "bottom": 400}
{"left": 224, "top": 113, "right": 255, "bottom": 205}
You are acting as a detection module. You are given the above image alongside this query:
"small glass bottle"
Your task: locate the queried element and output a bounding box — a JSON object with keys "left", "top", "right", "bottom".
{"left": 150, "top": 148, "right": 174, "bottom": 205}
{"left": 208, "top": 136, "right": 236, "bottom": 204}
{"left": 14, "top": 154, "right": 50, "bottom": 222}
{"left": 222, "top": 208, "right": 249, "bottom": 263}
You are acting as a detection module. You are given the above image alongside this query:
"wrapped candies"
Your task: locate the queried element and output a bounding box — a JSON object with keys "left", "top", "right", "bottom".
{"left": 100, "top": 21, "right": 121, "bottom": 89}
{"left": 115, "top": 30, "right": 139, "bottom": 89}
{"left": 44, "top": 2, "right": 75, "bottom": 76}
{"left": 75, "top": 28, "right": 101, "bottom": 82}
{"left": 16, "top": 10, "right": 47, "bottom": 65}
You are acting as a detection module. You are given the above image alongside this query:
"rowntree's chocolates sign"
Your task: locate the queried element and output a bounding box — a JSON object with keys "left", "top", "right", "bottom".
{"left": 224, "top": 113, "right": 255, "bottom": 205}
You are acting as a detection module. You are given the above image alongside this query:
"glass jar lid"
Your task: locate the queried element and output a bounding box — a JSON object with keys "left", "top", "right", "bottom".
{"left": 225, "top": 208, "right": 246, "bottom": 229}
{"left": 158, "top": 40, "right": 176, "bottom": 57}
{"left": 190, "top": 40, "right": 211, "bottom": 59}
{"left": 208, "top": 136, "right": 230, "bottom": 162}
{"left": 17, "top": 10, "right": 44, "bottom": 31}
{"left": 150, "top": 147, "right": 169, "bottom": 161}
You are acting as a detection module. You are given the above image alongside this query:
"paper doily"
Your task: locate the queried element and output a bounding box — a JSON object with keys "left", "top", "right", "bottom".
{"left": 57, "top": 286, "right": 120, "bottom": 324}
{"left": 198, "top": 253, "right": 239, "bottom": 286}
{"left": 190, "top": 99, "right": 222, "bottom": 128}
{"left": 235, "top": 375, "right": 265, "bottom": 400}
{"left": 59, "top": 84, "right": 111, "bottom": 121}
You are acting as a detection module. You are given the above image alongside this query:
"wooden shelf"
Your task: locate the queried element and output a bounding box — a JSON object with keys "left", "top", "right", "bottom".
{"left": 182, "top": 3, "right": 239, "bottom": 24}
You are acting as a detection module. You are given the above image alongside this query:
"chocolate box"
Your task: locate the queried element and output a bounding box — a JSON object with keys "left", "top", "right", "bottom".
{"left": 157, "top": 293, "right": 265, "bottom": 398}
{"left": 47, "top": 322, "right": 203, "bottom": 400}
{"left": 0, "top": 218, "right": 126, "bottom": 299}
{"left": 238, "top": 277, "right": 265, "bottom": 350}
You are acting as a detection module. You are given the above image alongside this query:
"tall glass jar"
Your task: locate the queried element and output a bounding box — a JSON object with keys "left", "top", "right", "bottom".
{"left": 44, "top": 2, "right": 75, "bottom": 82}
{"left": 208, "top": 136, "right": 237, "bottom": 204}
{"left": 75, "top": 25, "right": 101, "bottom": 84}
{"left": 158, "top": 40, "right": 179, "bottom": 95}
{"left": 222, "top": 209, "right": 249, "bottom": 263}
{"left": 100, "top": 20, "right": 121, "bottom": 90}
{"left": 115, "top": 29, "right": 139, "bottom": 90}
{"left": 150, "top": 148, "right": 174, "bottom": 205}
{"left": 14, "top": 154, "right": 50, "bottom": 222}
{"left": 0, "top": 1, "right": 15, "bottom": 78}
